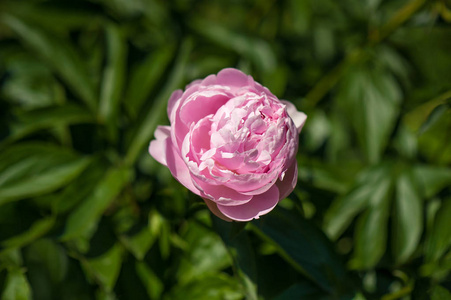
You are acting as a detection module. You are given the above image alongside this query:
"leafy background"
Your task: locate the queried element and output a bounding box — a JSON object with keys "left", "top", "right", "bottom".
{"left": 0, "top": 0, "right": 450, "bottom": 299}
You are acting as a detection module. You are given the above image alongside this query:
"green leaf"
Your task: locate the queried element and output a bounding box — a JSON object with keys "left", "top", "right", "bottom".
{"left": 51, "top": 158, "right": 107, "bottom": 214}
{"left": 124, "top": 38, "right": 192, "bottom": 166}
{"left": 273, "top": 282, "right": 325, "bottom": 300}
{"left": 120, "top": 226, "right": 157, "bottom": 261}
{"left": 99, "top": 22, "right": 127, "bottom": 131}
{"left": 124, "top": 45, "right": 176, "bottom": 119}
{"left": 337, "top": 65, "right": 401, "bottom": 163}
{"left": 165, "top": 273, "right": 244, "bottom": 300}
{"left": 1, "top": 268, "right": 32, "bottom": 300}
{"left": 211, "top": 216, "right": 257, "bottom": 283}
{"left": 298, "top": 157, "right": 357, "bottom": 195}
{"left": 1, "top": 53, "right": 63, "bottom": 109}
{"left": 211, "top": 216, "right": 258, "bottom": 300}
{"left": 62, "top": 166, "right": 133, "bottom": 241}
{"left": 82, "top": 243, "right": 123, "bottom": 292}
{"left": 1, "top": 1, "right": 100, "bottom": 33}
{"left": 0, "top": 249, "right": 23, "bottom": 269}
{"left": 431, "top": 285, "right": 451, "bottom": 300}
{"left": 135, "top": 261, "right": 164, "bottom": 300}
{"left": 178, "top": 219, "right": 231, "bottom": 284}
{"left": 351, "top": 175, "right": 392, "bottom": 270}
{"left": 417, "top": 104, "right": 451, "bottom": 164}
{"left": 425, "top": 197, "right": 451, "bottom": 263}
{"left": 413, "top": 165, "right": 451, "bottom": 199}
{"left": 251, "top": 207, "right": 351, "bottom": 295}
{"left": 418, "top": 104, "right": 449, "bottom": 135}
{"left": 0, "top": 144, "right": 91, "bottom": 206}
{"left": 1, "top": 14, "right": 97, "bottom": 111}
{"left": 191, "top": 20, "right": 276, "bottom": 73}
{"left": 392, "top": 170, "right": 423, "bottom": 264}
{"left": 2, "top": 104, "right": 94, "bottom": 146}
{"left": 323, "top": 164, "right": 389, "bottom": 240}
{"left": 1, "top": 217, "right": 55, "bottom": 250}
{"left": 25, "top": 239, "right": 68, "bottom": 283}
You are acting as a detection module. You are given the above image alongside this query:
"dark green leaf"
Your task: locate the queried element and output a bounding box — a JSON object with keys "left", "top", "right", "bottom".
{"left": 120, "top": 226, "right": 157, "bottom": 261}
{"left": 273, "top": 282, "right": 326, "bottom": 300}
{"left": 124, "top": 45, "right": 176, "bottom": 119}
{"left": 99, "top": 22, "right": 127, "bottom": 132}
{"left": 25, "top": 239, "right": 68, "bottom": 284}
{"left": 81, "top": 243, "right": 123, "bottom": 292}
{"left": 413, "top": 165, "right": 451, "bottom": 199}
{"left": 51, "top": 158, "right": 107, "bottom": 214}
{"left": 351, "top": 175, "right": 392, "bottom": 269}
{"left": 178, "top": 219, "right": 231, "bottom": 284}
{"left": 336, "top": 66, "right": 401, "bottom": 163}
{"left": 298, "top": 157, "right": 357, "bottom": 195}
{"left": 135, "top": 261, "right": 164, "bottom": 300}
{"left": 0, "top": 144, "right": 91, "bottom": 206}
{"left": 1, "top": 217, "right": 54, "bottom": 250}
{"left": 1, "top": 14, "right": 97, "bottom": 111}
{"left": 418, "top": 104, "right": 449, "bottom": 135}
{"left": 251, "top": 207, "right": 351, "bottom": 295}
{"left": 212, "top": 216, "right": 257, "bottom": 283}
{"left": 191, "top": 20, "right": 276, "bottom": 73}
{"left": 323, "top": 164, "right": 389, "bottom": 240}
{"left": 431, "top": 285, "right": 451, "bottom": 300}
{"left": 392, "top": 170, "right": 423, "bottom": 264}
{"left": 62, "top": 166, "right": 133, "bottom": 241}
{"left": 425, "top": 197, "right": 451, "bottom": 263}
{"left": 124, "top": 38, "right": 192, "bottom": 166}
{"left": 2, "top": 104, "right": 94, "bottom": 146}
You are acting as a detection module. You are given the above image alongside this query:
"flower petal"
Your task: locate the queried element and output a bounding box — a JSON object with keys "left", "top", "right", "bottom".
{"left": 149, "top": 126, "right": 171, "bottom": 166}
{"left": 203, "top": 198, "right": 233, "bottom": 222}
{"left": 217, "top": 185, "right": 280, "bottom": 221}
{"left": 192, "top": 177, "right": 253, "bottom": 206}
{"left": 164, "top": 138, "right": 201, "bottom": 196}
{"left": 168, "top": 90, "right": 183, "bottom": 121}
{"left": 216, "top": 68, "right": 252, "bottom": 88}
{"left": 282, "top": 100, "right": 307, "bottom": 133}
{"left": 276, "top": 163, "right": 298, "bottom": 200}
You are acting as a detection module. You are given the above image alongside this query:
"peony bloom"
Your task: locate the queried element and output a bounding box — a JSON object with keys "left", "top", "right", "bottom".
{"left": 149, "top": 68, "right": 306, "bottom": 221}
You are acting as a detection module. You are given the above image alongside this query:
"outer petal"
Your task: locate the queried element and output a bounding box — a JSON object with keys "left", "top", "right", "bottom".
{"left": 191, "top": 177, "right": 253, "bottom": 206}
{"left": 168, "top": 90, "right": 183, "bottom": 121}
{"left": 216, "top": 68, "right": 252, "bottom": 88}
{"left": 164, "top": 138, "right": 201, "bottom": 196}
{"left": 217, "top": 185, "right": 280, "bottom": 221}
{"left": 282, "top": 100, "right": 307, "bottom": 133}
{"left": 203, "top": 198, "right": 233, "bottom": 222}
{"left": 149, "top": 126, "right": 171, "bottom": 166}
{"left": 275, "top": 163, "right": 298, "bottom": 200}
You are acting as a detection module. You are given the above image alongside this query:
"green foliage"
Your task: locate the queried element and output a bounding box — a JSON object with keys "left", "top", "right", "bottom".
{"left": 0, "top": 0, "right": 450, "bottom": 299}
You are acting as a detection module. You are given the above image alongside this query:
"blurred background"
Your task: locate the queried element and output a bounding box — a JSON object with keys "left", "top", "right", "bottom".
{"left": 0, "top": 0, "right": 450, "bottom": 299}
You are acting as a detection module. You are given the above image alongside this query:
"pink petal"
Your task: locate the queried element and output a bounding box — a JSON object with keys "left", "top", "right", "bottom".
{"left": 216, "top": 68, "right": 252, "bottom": 88}
{"left": 149, "top": 126, "right": 171, "bottom": 166}
{"left": 203, "top": 198, "right": 233, "bottom": 222}
{"left": 276, "top": 163, "right": 298, "bottom": 200}
{"left": 200, "top": 74, "right": 217, "bottom": 86}
{"left": 190, "top": 176, "right": 253, "bottom": 206}
{"left": 180, "top": 92, "right": 229, "bottom": 126}
{"left": 217, "top": 185, "right": 280, "bottom": 221}
{"left": 281, "top": 100, "right": 307, "bottom": 133}
{"left": 167, "top": 90, "right": 183, "bottom": 121}
{"left": 164, "top": 138, "right": 201, "bottom": 196}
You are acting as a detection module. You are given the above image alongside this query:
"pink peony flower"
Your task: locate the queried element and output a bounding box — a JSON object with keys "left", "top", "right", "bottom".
{"left": 149, "top": 68, "right": 306, "bottom": 221}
